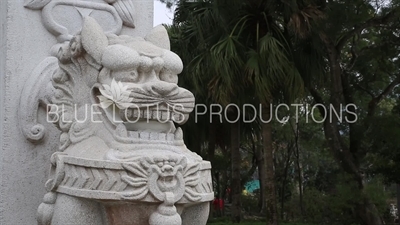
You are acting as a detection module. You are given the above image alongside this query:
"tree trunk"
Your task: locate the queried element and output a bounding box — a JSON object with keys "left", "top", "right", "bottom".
{"left": 230, "top": 112, "right": 241, "bottom": 223}
{"left": 221, "top": 155, "right": 228, "bottom": 217}
{"left": 293, "top": 122, "right": 304, "bottom": 218}
{"left": 355, "top": 197, "right": 384, "bottom": 225}
{"left": 255, "top": 133, "right": 266, "bottom": 213}
{"left": 207, "top": 120, "right": 216, "bottom": 163}
{"left": 208, "top": 121, "right": 217, "bottom": 219}
{"left": 262, "top": 101, "right": 278, "bottom": 225}
{"left": 280, "top": 142, "right": 293, "bottom": 220}
{"left": 312, "top": 35, "right": 384, "bottom": 225}
{"left": 322, "top": 117, "right": 383, "bottom": 225}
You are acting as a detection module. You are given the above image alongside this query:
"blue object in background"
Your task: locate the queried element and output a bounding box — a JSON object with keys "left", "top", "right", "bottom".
{"left": 245, "top": 180, "right": 260, "bottom": 193}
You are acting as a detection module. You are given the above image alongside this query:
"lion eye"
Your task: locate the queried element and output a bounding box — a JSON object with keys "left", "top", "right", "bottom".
{"left": 159, "top": 72, "right": 178, "bottom": 84}
{"left": 111, "top": 70, "right": 140, "bottom": 83}
{"left": 130, "top": 71, "right": 139, "bottom": 82}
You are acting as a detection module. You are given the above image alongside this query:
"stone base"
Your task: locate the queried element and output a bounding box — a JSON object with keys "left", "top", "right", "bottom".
{"left": 38, "top": 153, "right": 213, "bottom": 225}
{"left": 48, "top": 194, "right": 209, "bottom": 225}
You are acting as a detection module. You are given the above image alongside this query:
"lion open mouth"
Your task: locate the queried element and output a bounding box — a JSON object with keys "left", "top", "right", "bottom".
{"left": 96, "top": 79, "right": 195, "bottom": 135}
{"left": 118, "top": 82, "right": 195, "bottom": 124}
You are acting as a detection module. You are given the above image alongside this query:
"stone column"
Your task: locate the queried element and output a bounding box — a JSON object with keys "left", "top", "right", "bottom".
{"left": 0, "top": 1, "right": 153, "bottom": 224}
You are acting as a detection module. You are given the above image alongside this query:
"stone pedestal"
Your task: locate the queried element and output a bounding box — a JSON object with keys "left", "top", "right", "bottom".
{"left": 1, "top": 1, "right": 212, "bottom": 224}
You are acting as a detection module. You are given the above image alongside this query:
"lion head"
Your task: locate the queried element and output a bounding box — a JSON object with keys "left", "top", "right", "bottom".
{"left": 78, "top": 17, "right": 195, "bottom": 133}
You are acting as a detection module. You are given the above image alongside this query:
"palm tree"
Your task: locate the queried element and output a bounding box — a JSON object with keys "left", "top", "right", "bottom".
{"left": 171, "top": 1, "right": 307, "bottom": 224}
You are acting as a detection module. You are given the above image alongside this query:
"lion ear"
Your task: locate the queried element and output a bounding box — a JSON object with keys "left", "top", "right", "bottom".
{"left": 144, "top": 25, "right": 170, "bottom": 50}
{"left": 81, "top": 17, "right": 109, "bottom": 63}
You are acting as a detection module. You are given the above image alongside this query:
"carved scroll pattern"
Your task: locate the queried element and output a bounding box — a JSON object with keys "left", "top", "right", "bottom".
{"left": 24, "top": 0, "right": 135, "bottom": 42}
{"left": 20, "top": 0, "right": 136, "bottom": 143}
{"left": 46, "top": 36, "right": 100, "bottom": 150}
{"left": 42, "top": 0, "right": 123, "bottom": 42}
{"left": 18, "top": 57, "right": 58, "bottom": 143}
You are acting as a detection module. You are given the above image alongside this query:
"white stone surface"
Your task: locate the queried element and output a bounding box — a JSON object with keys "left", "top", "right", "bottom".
{"left": 1, "top": 2, "right": 59, "bottom": 224}
{"left": 2, "top": 0, "right": 212, "bottom": 224}
{"left": 33, "top": 16, "right": 210, "bottom": 224}
{"left": 0, "top": 0, "right": 154, "bottom": 224}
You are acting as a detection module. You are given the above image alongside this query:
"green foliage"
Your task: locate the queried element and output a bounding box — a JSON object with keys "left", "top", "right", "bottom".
{"left": 207, "top": 220, "right": 315, "bottom": 225}
{"left": 284, "top": 175, "right": 389, "bottom": 225}
{"left": 166, "top": 0, "right": 400, "bottom": 224}
{"left": 171, "top": 0, "right": 305, "bottom": 105}
{"left": 366, "top": 115, "right": 400, "bottom": 183}
{"left": 364, "top": 178, "right": 389, "bottom": 216}
{"left": 241, "top": 193, "right": 260, "bottom": 215}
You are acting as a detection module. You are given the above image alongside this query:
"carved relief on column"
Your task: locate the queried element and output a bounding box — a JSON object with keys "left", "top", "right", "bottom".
{"left": 20, "top": 1, "right": 213, "bottom": 225}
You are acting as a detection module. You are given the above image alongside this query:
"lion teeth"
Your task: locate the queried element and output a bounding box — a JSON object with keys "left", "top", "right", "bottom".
{"left": 116, "top": 131, "right": 184, "bottom": 142}
{"left": 159, "top": 133, "right": 166, "bottom": 140}
{"left": 139, "top": 131, "right": 150, "bottom": 139}
{"left": 171, "top": 112, "right": 181, "bottom": 122}
{"left": 167, "top": 133, "right": 174, "bottom": 141}
{"left": 115, "top": 124, "right": 128, "bottom": 137}
{"left": 152, "top": 111, "right": 158, "bottom": 119}
{"left": 174, "top": 127, "right": 183, "bottom": 140}
{"left": 160, "top": 111, "right": 169, "bottom": 121}
{"left": 120, "top": 108, "right": 188, "bottom": 125}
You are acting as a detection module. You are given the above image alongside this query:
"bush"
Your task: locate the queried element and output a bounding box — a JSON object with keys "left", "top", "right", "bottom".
{"left": 284, "top": 175, "right": 389, "bottom": 225}
{"left": 241, "top": 192, "right": 261, "bottom": 215}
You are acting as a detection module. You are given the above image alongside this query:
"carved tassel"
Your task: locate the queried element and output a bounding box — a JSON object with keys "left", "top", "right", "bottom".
{"left": 37, "top": 192, "right": 57, "bottom": 225}
{"left": 149, "top": 193, "right": 182, "bottom": 225}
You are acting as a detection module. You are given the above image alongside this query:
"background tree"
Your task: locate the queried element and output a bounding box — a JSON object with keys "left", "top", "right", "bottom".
{"left": 161, "top": 0, "right": 400, "bottom": 224}
{"left": 292, "top": 1, "right": 400, "bottom": 224}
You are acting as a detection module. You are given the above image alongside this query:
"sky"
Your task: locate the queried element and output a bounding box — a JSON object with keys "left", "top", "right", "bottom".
{"left": 153, "top": 0, "right": 174, "bottom": 26}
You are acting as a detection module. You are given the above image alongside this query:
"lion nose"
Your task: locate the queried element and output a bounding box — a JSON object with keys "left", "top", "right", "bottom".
{"left": 151, "top": 82, "right": 178, "bottom": 97}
